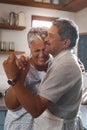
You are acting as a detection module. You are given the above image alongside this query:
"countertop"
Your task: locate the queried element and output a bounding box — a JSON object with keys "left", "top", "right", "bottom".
{"left": 0, "top": 96, "right": 7, "bottom": 110}
{"left": 0, "top": 74, "right": 8, "bottom": 110}
{"left": 0, "top": 74, "right": 8, "bottom": 94}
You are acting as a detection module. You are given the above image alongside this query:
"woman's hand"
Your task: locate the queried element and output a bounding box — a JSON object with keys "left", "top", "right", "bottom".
{"left": 3, "top": 54, "right": 30, "bottom": 84}
{"left": 3, "top": 53, "right": 19, "bottom": 80}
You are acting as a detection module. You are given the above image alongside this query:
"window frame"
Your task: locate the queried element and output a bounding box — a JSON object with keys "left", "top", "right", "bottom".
{"left": 31, "top": 15, "right": 57, "bottom": 27}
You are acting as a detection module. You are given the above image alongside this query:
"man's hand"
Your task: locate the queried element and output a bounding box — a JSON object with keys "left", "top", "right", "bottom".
{"left": 16, "top": 55, "right": 30, "bottom": 70}
{"left": 15, "top": 55, "right": 30, "bottom": 83}
{"left": 3, "top": 53, "right": 19, "bottom": 80}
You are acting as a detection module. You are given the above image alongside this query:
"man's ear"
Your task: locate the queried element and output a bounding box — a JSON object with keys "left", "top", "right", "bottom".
{"left": 63, "top": 39, "right": 71, "bottom": 48}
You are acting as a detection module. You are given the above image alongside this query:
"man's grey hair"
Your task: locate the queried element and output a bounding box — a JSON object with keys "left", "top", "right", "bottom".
{"left": 27, "top": 27, "right": 48, "bottom": 47}
{"left": 52, "top": 18, "right": 79, "bottom": 49}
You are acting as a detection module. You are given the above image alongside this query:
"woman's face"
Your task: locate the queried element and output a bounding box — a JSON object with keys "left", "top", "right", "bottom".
{"left": 30, "top": 38, "right": 49, "bottom": 66}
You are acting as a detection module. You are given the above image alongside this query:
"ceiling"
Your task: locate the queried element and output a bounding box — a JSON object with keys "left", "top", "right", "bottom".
{"left": 0, "top": 0, "right": 87, "bottom": 12}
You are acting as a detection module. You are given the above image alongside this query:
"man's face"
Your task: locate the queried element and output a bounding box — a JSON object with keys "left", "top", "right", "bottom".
{"left": 45, "top": 25, "right": 65, "bottom": 57}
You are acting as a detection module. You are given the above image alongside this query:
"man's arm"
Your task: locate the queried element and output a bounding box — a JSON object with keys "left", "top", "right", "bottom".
{"left": 13, "top": 81, "right": 52, "bottom": 118}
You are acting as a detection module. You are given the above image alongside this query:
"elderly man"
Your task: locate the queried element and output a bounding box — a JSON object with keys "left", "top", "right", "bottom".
{"left": 3, "top": 18, "right": 84, "bottom": 130}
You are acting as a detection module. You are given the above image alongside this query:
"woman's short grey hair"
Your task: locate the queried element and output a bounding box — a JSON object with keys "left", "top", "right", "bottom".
{"left": 27, "top": 27, "right": 48, "bottom": 47}
{"left": 52, "top": 18, "right": 79, "bottom": 49}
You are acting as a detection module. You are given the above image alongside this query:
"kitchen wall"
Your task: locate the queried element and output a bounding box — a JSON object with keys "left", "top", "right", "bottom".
{"left": 0, "top": 3, "right": 87, "bottom": 76}
{"left": 75, "top": 7, "right": 87, "bottom": 32}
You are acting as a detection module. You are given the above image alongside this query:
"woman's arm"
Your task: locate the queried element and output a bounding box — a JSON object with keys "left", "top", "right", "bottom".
{"left": 4, "top": 54, "right": 30, "bottom": 109}
{"left": 3, "top": 54, "right": 52, "bottom": 117}
{"left": 5, "top": 87, "right": 20, "bottom": 109}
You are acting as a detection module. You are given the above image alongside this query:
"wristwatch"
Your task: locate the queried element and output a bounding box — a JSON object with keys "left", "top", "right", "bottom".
{"left": 7, "top": 78, "right": 17, "bottom": 86}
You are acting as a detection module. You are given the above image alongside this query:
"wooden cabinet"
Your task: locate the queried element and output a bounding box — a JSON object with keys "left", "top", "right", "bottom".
{"left": 0, "top": 110, "right": 7, "bottom": 130}
{"left": 0, "top": 23, "right": 25, "bottom": 55}
{"left": 0, "top": 0, "right": 87, "bottom": 12}
{"left": 0, "top": 96, "right": 7, "bottom": 130}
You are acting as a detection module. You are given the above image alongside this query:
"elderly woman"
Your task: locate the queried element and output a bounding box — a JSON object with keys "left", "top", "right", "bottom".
{"left": 4, "top": 27, "right": 49, "bottom": 130}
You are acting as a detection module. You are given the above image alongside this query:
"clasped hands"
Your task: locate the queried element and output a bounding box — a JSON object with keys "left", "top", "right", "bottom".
{"left": 3, "top": 53, "right": 30, "bottom": 83}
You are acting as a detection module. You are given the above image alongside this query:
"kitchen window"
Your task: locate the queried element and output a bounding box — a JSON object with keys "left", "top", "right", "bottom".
{"left": 31, "top": 15, "right": 57, "bottom": 28}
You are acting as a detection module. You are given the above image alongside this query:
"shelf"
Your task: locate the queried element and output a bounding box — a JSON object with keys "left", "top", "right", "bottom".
{"left": 28, "top": 1, "right": 63, "bottom": 10}
{"left": 79, "top": 32, "right": 87, "bottom": 35}
{"left": 0, "top": 51, "right": 25, "bottom": 55}
{"left": 0, "top": 24, "right": 26, "bottom": 30}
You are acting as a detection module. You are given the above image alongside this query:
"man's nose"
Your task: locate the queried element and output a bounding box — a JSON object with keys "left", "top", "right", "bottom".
{"left": 39, "top": 51, "right": 44, "bottom": 57}
{"left": 44, "top": 35, "right": 49, "bottom": 42}
{"left": 44, "top": 41, "right": 48, "bottom": 45}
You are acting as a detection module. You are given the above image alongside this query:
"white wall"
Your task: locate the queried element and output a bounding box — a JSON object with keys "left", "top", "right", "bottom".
{"left": 0, "top": 3, "right": 75, "bottom": 75}
{"left": 0, "top": 4, "right": 75, "bottom": 52}
{"left": 74, "top": 7, "right": 87, "bottom": 33}
{"left": 0, "top": 3, "right": 87, "bottom": 75}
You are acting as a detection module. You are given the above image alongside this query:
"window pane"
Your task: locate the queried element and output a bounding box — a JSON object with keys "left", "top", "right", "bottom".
{"left": 32, "top": 20, "right": 52, "bottom": 28}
